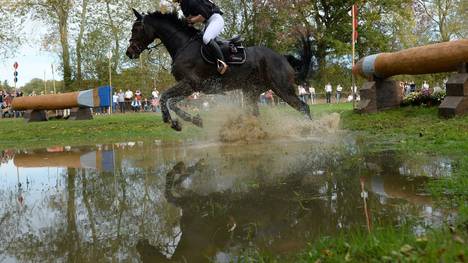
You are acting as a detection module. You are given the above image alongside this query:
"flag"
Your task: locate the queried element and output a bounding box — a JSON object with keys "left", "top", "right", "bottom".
{"left": 352, "top": 4, "right": 358, "bottom": 43}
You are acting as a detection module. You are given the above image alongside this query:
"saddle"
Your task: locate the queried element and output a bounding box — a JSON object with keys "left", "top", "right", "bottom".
{"left": 201, "top": 35, "right": 247, "bottom": 65}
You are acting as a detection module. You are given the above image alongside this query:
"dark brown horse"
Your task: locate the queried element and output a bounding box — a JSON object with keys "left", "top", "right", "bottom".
{"left": 126, "top": 10, "right": 311, "bottom": 131}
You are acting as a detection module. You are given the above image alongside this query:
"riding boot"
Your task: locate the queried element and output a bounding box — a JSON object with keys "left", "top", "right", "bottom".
{"left": 207, "top": 39, "right": 228, "bottom": 75}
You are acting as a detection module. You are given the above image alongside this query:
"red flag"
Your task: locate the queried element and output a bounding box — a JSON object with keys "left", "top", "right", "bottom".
{"left": 352, "top": 4, "right": 358, "bottom": 43}
{"left": 353, "top": 5, "right": 358, "bottom": 42}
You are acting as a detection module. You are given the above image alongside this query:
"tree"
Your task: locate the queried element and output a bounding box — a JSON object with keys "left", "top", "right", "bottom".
{"left": 20, "top": 0, "right": 73, "bottom": 90}
{"left": 415, "top": 0, "right": 466, "bottom": 42}
{"left": 0, "top": 4, "right": 24, "bottom": 58}
{"left": 75, "top": 0, "right": 89, "bottom": 88}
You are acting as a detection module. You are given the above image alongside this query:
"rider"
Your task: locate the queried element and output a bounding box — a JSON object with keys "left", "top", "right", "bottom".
{"left": 173, "top": 0, "right": 228, "bottom": 75}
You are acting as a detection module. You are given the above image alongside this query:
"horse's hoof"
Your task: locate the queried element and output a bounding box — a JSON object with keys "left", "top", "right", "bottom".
{"left": 171, "top": 119, "right": 182, "bottom": 131}
{"left": 192, "top": 115, "right": 203, "bottom": 128}
{"left": 163, "top": 115, "right": 170, "bottom": 123}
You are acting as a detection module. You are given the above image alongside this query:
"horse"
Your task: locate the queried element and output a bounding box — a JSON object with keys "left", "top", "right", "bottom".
{"left": 126, "top": 9, "right": 311, "bottom": 131}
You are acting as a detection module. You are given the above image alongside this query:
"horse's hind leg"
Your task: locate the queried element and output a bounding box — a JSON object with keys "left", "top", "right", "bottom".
{"left": 260, "top": 57, "right": 311, "bottom": 119}
{"left": 243, "top": 89, "right": 260, "bottom": 117}
{"left": 267, "top": 71, "right": 311, "bottom": 119}
{"left": 273, "top": 84, "right": 311, "bottom": 119}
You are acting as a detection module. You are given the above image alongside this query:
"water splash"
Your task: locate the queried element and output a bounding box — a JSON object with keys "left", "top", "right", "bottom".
{"left": 203, "top": 103, "right": 342, "bottom": 143}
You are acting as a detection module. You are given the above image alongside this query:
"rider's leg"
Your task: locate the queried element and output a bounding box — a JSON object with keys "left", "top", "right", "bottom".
{"left": 203, "top": 14, "right": 228, "bottom": 75}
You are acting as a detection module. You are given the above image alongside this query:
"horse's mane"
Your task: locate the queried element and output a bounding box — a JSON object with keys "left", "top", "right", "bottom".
{"left": 147, "top": 11, "right": 200, "bottom": 36}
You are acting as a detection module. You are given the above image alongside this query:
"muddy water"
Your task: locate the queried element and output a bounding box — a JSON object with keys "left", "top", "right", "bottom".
{"left": 0, "top": 138, "right": 456, "bottom": 262}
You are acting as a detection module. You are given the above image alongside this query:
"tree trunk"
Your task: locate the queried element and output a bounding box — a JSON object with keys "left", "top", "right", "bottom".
{"left": 76, "top": 0, "right": 89, "bottom": 88}
{"left": 57, "top": 4, "right": 72, "bottom": 90}
{"left": 106, "top": 0, "right": 120, "bottom": 73}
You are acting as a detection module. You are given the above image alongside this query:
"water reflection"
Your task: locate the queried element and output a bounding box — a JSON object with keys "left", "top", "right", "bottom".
{"left": 0, "top": 141, "right": 456, "bottom": 262}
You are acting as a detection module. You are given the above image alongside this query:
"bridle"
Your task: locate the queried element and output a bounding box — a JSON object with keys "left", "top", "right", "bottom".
{"left": 130, "top": 18, "right": 184, "bottom": 55}
{"left": 130, "top": 16, "right": 201, "bottom": 63}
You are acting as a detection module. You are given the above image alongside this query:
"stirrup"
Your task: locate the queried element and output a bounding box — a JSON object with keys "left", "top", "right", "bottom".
{"left": 217, "top": 59, "right": 228, "bottom": 75}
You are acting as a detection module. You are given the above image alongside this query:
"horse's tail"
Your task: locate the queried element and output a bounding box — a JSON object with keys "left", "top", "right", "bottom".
{"left": 283, "top": 55, "right": 305, "bottom": 84}
{"left": 284, "top": 55, "right": 302, "bottom": 71}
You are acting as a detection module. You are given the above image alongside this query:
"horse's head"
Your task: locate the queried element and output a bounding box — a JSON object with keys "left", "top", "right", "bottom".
{"left": 126, "top": 9, "right": 157, "bottom": 59}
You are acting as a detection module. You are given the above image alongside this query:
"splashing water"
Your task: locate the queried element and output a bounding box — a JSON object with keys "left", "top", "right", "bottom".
{"left": 200, "top": 102, "right": 341, "bottom": 143}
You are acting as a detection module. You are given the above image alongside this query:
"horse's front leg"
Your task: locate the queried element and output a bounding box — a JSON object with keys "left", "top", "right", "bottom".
{"left": 160, "top": 81, "right": 203, "bottom": 131}
{"left": 160, "top": 82, "right": 191, "bottom": 130}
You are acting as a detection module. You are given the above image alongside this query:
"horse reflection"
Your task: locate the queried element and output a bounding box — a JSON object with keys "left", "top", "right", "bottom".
{"left": 136, "top": 160, "right": 337, "bottom": 262}
{"left": 136, "top": 154, "right": 439, "bottom": 262}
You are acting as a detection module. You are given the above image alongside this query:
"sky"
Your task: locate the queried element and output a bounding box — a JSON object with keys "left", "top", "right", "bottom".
{"left": 0, "top": 20, "right": 57, "bottom": 88}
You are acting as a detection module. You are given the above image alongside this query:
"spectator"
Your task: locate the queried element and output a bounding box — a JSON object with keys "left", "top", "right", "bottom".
{"left": 151, "top": 88, "right": 160, "bottom": 99}
{"left": 422, "top": 81, "right": 430, "bottom": 95}
{"left": 0, "top": 90, "right": 4, "bottom": 108}
{"left": 336, "top": 84, "right": 343, "bottom": 103}
{"left": 265, "top": 90, "right": 274, "bottom": 106}
{"left": 152, "top": 96, "right": 160, "bottom": 112}
{"left": 135, "top": 90, "right": 142, "bottom": 101}
{"left": 118, "top": 90, "right": 125, "bottom": 113}
{"left": 260, "top": 92, "right": 266, "bottom": 105}
{"left": 403, "top": 82, "right": 410, "bottom": 96}
{"left": 112, "top": 92, "right": 119, "bottom": 113}
{"left": 125, "top": 88, "right": 134, "bottom": 111}
{"left": 309, "top": 85, "right": 316, "bottom": 104}
{"left": 143, "top": 98, "right": 151, "bottom": 112}
{"left": 298, "top": 84, "right": 307, "bottom": 103}
{"left": 325, "top": 82, "right": 332, "bottom": 103}
{"left": 410, "top": 82, "right": 416, "bottom": 93}
{"left": 131, "top": 97, "right": 141, "bottom": 112}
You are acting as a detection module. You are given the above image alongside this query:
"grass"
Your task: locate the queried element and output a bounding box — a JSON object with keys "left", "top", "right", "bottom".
{"left": 242, "top": 226, "right": 467, "bottom": 262}
{"left": 0, "top": 113, "right": 202, "bottom": 150}
{"left": 341, "top": 106, "right": 468, "bottom": 155}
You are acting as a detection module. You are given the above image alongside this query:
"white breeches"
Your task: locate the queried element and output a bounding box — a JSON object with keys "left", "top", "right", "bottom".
{"left": 203, "top": 13, "right": 224, "bottom": 45}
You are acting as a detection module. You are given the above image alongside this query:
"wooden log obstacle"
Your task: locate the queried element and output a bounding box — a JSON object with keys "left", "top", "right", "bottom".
{"left": 11, "top": 86, "right": 112, "bottom": 122}
{"left": 352, "top": 39, "right": 468, "bottom": 118}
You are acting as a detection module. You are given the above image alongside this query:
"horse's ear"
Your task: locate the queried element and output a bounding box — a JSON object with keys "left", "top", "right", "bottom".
{"left": 132, "top": 8, "right": 143, "bottom": 20}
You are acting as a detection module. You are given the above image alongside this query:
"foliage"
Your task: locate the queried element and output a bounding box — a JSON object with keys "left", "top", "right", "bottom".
{"left": 414, "top": 0, "right": 467, "bottom": 42}
{"left": 402, "top": 90, "right": 446, "bottom": 107}
{"left": 3, "top": 0, "right": 466, "bottom": 97}
{"left": 0, "top": 5, "right": 24, "bottom": 58}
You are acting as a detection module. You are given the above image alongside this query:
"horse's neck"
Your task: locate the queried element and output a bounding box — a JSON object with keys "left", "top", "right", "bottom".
{"left": 154, "top": 23, "right": 194, "bottom": 60}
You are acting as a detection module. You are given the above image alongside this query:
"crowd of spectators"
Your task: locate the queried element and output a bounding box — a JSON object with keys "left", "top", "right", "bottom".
{"left": 0, "top": 90, "right": 23, "bottom": 118}
{"left": 0, "top": 149, "right": 15, "bottom": 164}
{"left": 112, "top": 88, "right": 161, "bottom": 114}
{"left": 401, "top": 80, "right": 443, "bottom": 96}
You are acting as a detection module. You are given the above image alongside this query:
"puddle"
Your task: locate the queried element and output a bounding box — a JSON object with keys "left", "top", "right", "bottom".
{"left": 0, "top": 139, "right": 457, "bottom": 262}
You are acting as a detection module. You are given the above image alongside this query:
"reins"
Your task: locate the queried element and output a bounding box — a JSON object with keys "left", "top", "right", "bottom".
{"left": 133, "top": 15, "right": 202, "bottom": 65}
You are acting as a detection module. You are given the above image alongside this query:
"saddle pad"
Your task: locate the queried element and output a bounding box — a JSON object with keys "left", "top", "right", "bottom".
{"left": 201, "top": 45, "right": 247, "bottom": 65}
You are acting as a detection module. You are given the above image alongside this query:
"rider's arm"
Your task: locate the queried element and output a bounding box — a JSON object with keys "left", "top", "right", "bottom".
{"left": 187, "top": 0, "right": 213, "bottom": 22}
{"left": 188, "top": 14, "right": 206, "bottom": 24}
